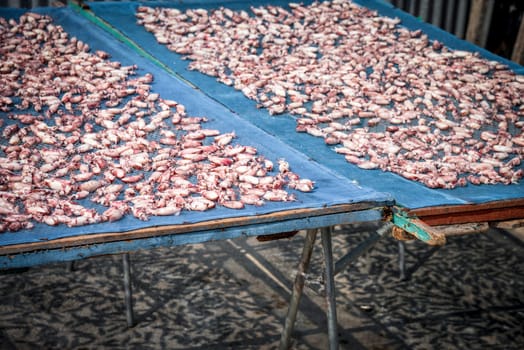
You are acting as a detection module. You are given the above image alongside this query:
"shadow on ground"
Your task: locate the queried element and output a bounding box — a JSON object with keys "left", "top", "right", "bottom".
{"left": 1, "top": 223, "right": 523, "bottom": 349}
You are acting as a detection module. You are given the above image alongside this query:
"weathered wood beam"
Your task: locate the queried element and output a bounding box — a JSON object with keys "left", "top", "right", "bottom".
{"left": 466, "top": 0, "right": 494, "bottom": 48}
{"left": 511, "top": 13, "right": 524, "bottom": 64}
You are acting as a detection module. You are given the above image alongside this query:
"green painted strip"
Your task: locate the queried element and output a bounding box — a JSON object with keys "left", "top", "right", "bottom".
{"left": 392, "top": 212, "right": 432, "bottom": 242}
{"left": 69, "top": 2, "right": 178, "bottom": 78}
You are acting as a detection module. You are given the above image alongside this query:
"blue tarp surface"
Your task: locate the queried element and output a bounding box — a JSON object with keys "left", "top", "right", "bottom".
{"left": 0, "top": 7, "right": 392, "bottom": 247}
{"left": 86, "top": 0, "right": 524, "bottom": 209}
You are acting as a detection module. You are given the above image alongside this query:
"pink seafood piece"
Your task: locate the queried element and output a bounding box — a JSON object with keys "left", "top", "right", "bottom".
{"left": 0, "top": 13, "right": 316, "bottom": 233}
{"left": 136, "top": 1, "right": 524, "bottom": 189}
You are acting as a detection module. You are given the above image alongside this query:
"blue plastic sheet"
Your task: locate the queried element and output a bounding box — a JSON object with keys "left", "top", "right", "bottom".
{"left": 0, "top": 7, "right": 392, "bottom": 247}
{"left": 86, "top": 0, "right": 524, "bottom": 208}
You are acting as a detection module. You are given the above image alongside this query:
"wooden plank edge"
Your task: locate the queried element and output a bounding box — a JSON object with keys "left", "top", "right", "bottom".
{"left": 492, "top": 219, "right": 524, "bottom": 243}
{"left": 432, "top": 222, "right": 489, "bottom": 236}
{"left": 0, "top": 203, "right": 387, "bottom": 255}
{"left": 407, "top": 199, "right": 524, "bottom": 226}
{"left": 392, "top": 211, "right": 446, "bottom": 246}
{"left": 492, "top": 219, "right": 524, "bottom": 230}
{"left": 503, "top": 227, "right": 524, "bottom": 243}
{"left": 391, "top": 221, "right": 489, "bottom": 243}
{"left": 511, "top": 10, "right": 524, "bottom": 64}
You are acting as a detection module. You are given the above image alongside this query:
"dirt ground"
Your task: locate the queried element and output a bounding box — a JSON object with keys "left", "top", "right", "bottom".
{"left": 1, "top": 222, "right": 523, "bottom": 349}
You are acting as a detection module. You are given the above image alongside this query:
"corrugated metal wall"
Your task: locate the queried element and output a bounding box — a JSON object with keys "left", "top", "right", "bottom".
{"left": 385, "top": 0, "right": 471, "bottom": 39}
{"left": 1, "top": 0, "right": 521, "bottom": 62}
{"left": 0, "top": 0, "right": 140, "bottom": 6}
{"left": 0, "top": 0, "right": 53, "bottom": 7}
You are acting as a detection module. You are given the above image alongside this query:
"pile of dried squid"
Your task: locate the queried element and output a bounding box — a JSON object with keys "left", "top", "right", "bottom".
{"left": 0, "top": 13, "right": 314, "bottom": 232}
{"left": 136, "top": 0, "right": 524, "bottom": 189}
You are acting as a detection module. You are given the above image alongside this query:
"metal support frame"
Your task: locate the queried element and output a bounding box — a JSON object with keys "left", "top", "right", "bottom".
{"left": 320, "top": 227, "right": 338, "bottom": 350}
{"left": 279, "top": 223, "right": 393, "bottom": 350}
{"left": 64, "top": 253, "right": 135, "bottom": 327}
{"left": 397, "top": 241, "right": 445, "bottom": 280}
{"left": 122, "top": 253, "right": 134, "bottom": 328}
{"left": 334, "top": 222, "right": 393, "bottom": 275}
{"left": 66, "top": 260, "right": 74, "bottom": 272}
{"left": 279, "top": 229, "right": 318, "bottom": 350}
{"left": 398, "top": 241, "right": 406, "bottom": 280}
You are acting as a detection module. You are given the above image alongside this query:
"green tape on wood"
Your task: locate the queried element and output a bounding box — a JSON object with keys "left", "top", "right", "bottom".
{"left": 392, "top": 209, "right": 446, "bottom": 245}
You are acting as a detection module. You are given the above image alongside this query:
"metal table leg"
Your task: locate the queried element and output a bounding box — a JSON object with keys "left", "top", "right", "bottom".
{"left": 279, "top": 229, "right": 318, "bottom": 350}
{"left": 398, "top": 241, "right": 406, "bottom": 280}
{"left": 280, "top": 223, "right": 390, "bottom": 349}
{"left": 321, "top": 227, "right": 338, "bottom": 350}
{"left": 122, "top": 253, "right": 134, "bottom": 328}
